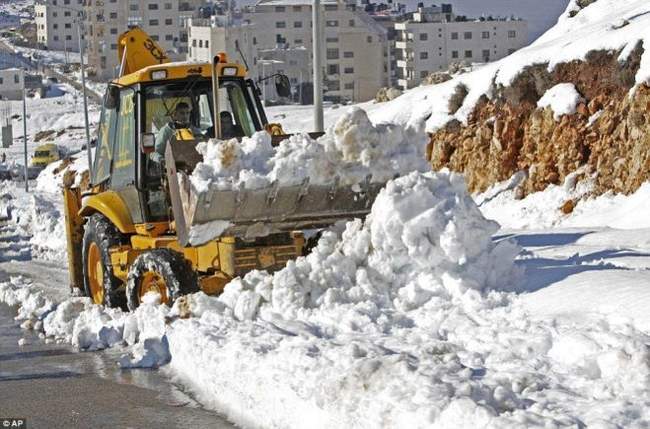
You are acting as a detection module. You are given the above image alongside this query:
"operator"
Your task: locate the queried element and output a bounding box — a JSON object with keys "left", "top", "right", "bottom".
{"left": 205, "top": 111, "right": 245, "bottom": 139}
{"left": 152, "top": 102, "right": 202, "bottom": 162}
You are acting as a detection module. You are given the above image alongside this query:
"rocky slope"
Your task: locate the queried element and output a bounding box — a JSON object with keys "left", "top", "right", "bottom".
{"left": 424, "top": 0, "right": 650, "bottom": 200}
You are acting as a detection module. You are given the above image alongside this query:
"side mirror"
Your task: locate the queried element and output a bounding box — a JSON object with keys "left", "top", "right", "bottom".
{"left": 104, "top": 85, "right": 120, "bottom": 110}
{"left": 274, "top": 74, "right": 291, "bottom": 98}
{"left": 140, "top": 133, "right": 155, "bottom": 154}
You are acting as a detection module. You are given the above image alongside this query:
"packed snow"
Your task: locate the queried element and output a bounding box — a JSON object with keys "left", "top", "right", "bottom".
{"left": 190, "top": 107, "right": 429, "bottom": 192}
{"left": 537, "top": 83, "right": 584, "bottom": 120}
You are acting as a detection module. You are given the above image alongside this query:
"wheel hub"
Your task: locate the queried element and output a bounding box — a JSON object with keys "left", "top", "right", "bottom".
{"left": 139, "top": 271, "right": 169, "bottom": 304}
{"left": 87, "top": 242, "right": 104, "bottom": 305}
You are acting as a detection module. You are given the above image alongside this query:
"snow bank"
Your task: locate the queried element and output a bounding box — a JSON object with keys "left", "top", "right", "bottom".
{"left": 190, "top": 107, "right": 429, "bottom": 192}
{"left": 537, "top": 83, "right": 584, "bottom": 120}
{"left": 478, "top": 171, "right": 650, "bottom": 230}
{"left": 0, "top": 277, "right": 171, "bottom": 368}
{"left": 35, "top": 152, "right": 90, "bottom": 194}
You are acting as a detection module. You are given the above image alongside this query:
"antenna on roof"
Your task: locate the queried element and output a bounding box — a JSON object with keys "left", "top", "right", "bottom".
{"left": 234, "top": 40, "right": 250, "bottom": 71}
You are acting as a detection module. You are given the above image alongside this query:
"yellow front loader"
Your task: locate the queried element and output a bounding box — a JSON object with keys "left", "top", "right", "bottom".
{"left": 63, "top": 28, "right": 384, "bottom": 310}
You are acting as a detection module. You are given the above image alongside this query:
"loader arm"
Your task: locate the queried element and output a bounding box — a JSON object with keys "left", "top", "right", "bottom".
{"left": 117, "top": 27, "right": 170, "bottom": 77}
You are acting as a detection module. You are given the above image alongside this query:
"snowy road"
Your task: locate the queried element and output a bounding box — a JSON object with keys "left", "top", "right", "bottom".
{"left": 0, "top": 303, "right": 235, "bottom": 429}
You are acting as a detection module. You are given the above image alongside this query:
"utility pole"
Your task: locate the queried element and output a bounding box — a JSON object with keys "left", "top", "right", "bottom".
{"left": 77, "top": 20, "right": 92, "bottom": 170}
{"left": 312, "top": 0, "right": 323, "bottom": 132}
{"left": 21, "top": 70, "right": 28, "bottom": 192}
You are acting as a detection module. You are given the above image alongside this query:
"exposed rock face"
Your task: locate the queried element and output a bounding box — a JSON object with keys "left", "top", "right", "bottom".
{"left": 428, "top": 46, "right": 650, "bottom": 197}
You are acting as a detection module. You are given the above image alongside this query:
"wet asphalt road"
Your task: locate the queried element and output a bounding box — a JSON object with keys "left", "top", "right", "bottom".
{"left": 0, "top": 304, "right": 236, "bottom": 429}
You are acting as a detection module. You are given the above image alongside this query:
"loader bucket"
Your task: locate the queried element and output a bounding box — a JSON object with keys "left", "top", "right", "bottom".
{"left": 165, "top": 139, "right": 387, "bottom": 247}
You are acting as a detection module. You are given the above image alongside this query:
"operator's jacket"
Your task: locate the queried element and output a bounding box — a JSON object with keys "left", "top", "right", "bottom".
{"left": 153, "top": 122, "right": 202, "bottom": 162}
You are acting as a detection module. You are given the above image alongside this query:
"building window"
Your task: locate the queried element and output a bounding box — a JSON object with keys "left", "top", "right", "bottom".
{"left": 508, "top": 30, "right": 516, "bottom": 38}
{"left": 110, "top": 12, "right": 117, "bottom": 18}
{"left": 324, "top": 5, "right": 337, "bottom": 11}
{"left": 420, "top": 33, "right": 427, "bottom": 41}
{"left": 64, "top": 11, "right": 71, "bottom": 16}
{"left": 165, "top": 18, "right": 172, "bottom": 25}
{"left": 164, "top": 2, "right": 172, "bottom": 9}
{"left": 129, "top": 4, "right": 138, "bottom": 10}
{"left": 344, "top": 67, "right": 353, "bottom": 74}
{"left": 199, "top": 40, "right": 203, "bottom": 48}
{"left": 420, "top": 52, "right": 428, "bottom": 59}
{"left": 349, "top": 19, "right": 355, "bottom": 27}
{"left": 343, "top": 51, "right": 353, "bottom": 58}
{"left": 111, "top": 43, "right": 117, "bottom": 50}
{"left": 292, "top": 5, "right": 301, "bottom": 11}
{"left": 326, "top": 48, "right": 339, "bottom": 59}
{"left": 66, "top": 35, "right": 72, "bottom": 40}
{"left": 326, "top": 37, "right": 338, "bottom": 43}
{"left": 326, "top": 20, "right": 338, "bottom": 27}
{"left": 110, "top": 28, "right": 117, "bottom": 34}
{"left": 53, "top": 23, "right": 58, "bottom": 29}
{"left": 253, "top": 37, "right": 257, "bottom": 45}
{"left": 451, "top": 32, "right": 458, "bottom": 40}
{"left": 367, "top": 36, "right": 372, "bottom": 43}
{"left": 192, "top": 39, "right": 196, "bottom": 47}
{"left": 482, "top": 49, "right": 490, "bottom": 59}
{"left": 205, "top": 40, "right": 209, "bottom": 48}
{"left": 276, "top": 21, "right": 286, "bottom": 28}
{"left": 165, "top": 34, "right": 173, "bottom": 41}
{"left": 294, "top": 39, "right": 303, "bottom": 44}
{"left": 327, "top": 64, "right": 339, "bottom": 74}
{"left": 149, "top": 19, "right": 159, "bottom": 26}
{"left": 65, "top": 23, "right": 71, "bottom": 28}
{"left": 464, "top": 32, "right": 472, "bottom": 39}
{"left": 420, "top": 71, "right": 428, "bottom": 78}
{"left": 63, "top": 0, "right": 69, "bottom": 4}
{"left": 344, "top": 82, "right": 354, "bottom": 90}
{"left": 508, "top": 48, "right": 516, "bottom": 54}
{"left": 148, "top": 3, "right": 158, "bottom": 9}
{"left": 52, "top": 12, "right": 57, "bottom": 17}
{"left": 452, "top": 50, "right": 458, "bottom": 58}
{"left": 275, "top": 6, "right": 285, "bottom": 12}
{"left": 294, "top": 21, "right": 302, "bottom": 28}
{"left": 53, "top": 35, "right": 59, "bottom": 41}
{"left": 328, "top": 80, "right": 340, "bottom": 90}
{"left": 151, "top": 35, "right": 159, "bottom": 41}
{"left": 482, "top": 31, "right": 490, "bottom": 39}
{"left": 464, "top": 50, "right": 472, "bottom": 58}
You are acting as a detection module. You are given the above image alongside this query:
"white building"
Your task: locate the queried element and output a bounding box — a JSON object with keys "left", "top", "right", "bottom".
{"left": 187, "top": 16, "right": 256, "bottom": 77}
{"left": 35, "top": 0, "right": 84, "bottom": 52}
{"left": 243, "top": 0, "right": 389, "bottom": 103}
{"left": 0, "top": 69, "right": 23, "bottom": 100}
{"left": 85, "top": 0, "right": 206, "bottom": 80}
{"left": 395, "top": 5, "right": 528, "bottom": 89}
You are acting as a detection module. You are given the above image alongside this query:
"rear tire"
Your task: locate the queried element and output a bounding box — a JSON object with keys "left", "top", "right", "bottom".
{"left": 126, "top": 248, "right": 199, "bottom": 311}
{"left": 82, "top": 214, "right": 126, "bottom": 308}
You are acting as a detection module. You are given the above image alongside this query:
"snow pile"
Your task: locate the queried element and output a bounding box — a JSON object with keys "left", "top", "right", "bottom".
{"left": 370, "top": 0, "right": 650, "bottom": 132}
{"left": 0, "top": 277, "right": 171, "bottom": 368}
{"left": 190, "top": 107, "right": 429, "bottom": 192}
{"left": 537, "top": 83, "right": 584, "bottom": 120}
{"left": 218, "top": 171, "right": 521, "bottom": 322}
{"left": 35, "top": 153, "right": 90, "bottom": 194}
{"left": 478, "top": 170, "right": 650, "bottom": 230}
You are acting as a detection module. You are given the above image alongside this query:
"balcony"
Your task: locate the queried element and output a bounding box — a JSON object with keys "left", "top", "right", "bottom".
{"left": 395, "top": 40, "right": 413, "bottom": 50}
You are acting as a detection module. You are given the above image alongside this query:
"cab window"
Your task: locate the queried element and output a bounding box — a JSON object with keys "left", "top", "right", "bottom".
{"left": 92, "top": 97, "right": 118, "bottom": 185}
{"left": 111, "top": 89, "right": 136, "bottom": 188}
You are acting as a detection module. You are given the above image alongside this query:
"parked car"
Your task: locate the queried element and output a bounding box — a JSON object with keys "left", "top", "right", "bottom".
{"left": 10, "top": 164, "right": 43, "bottom": 181}
{"left": 31, "top": 143, "right": 61, "bottom": 168}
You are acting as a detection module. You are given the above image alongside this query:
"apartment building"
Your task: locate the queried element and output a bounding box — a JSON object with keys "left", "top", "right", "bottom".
{"left": 84, "top": 0, "right": 205, "bottom": 80}
{"left": 394, "top": 5, "right": 528, "bottom": 89}
{"left": 242, "top": 0, "right": 389, "bottom": 103}
{"left": 35, "top": 0, "right": 84, "bottom": 52}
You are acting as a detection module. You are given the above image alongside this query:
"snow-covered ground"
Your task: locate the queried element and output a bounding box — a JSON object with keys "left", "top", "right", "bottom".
{"left": 1, "top": 1, "right": 649, "bottom": 427}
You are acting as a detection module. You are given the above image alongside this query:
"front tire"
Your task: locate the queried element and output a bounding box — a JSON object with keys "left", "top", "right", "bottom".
{"left": 126, "top": 248, "right": 199, "bottom": 311}
{"left": 82, "top": 214, "right": 126, "bottom": 308}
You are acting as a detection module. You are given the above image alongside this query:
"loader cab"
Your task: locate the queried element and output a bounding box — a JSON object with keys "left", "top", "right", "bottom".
{"left": 90, "top": 74, "right": 270, "bottom": 225}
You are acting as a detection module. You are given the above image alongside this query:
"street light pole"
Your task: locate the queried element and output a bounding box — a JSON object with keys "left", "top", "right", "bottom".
{"left": 312, "top": 0, "right": 323, "bottom": 132}
{"left": 21, "top": 70, "right": 28, "bottom": 192}
{"left": 77, "top": 20, "right": 92, "bottom": 170}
